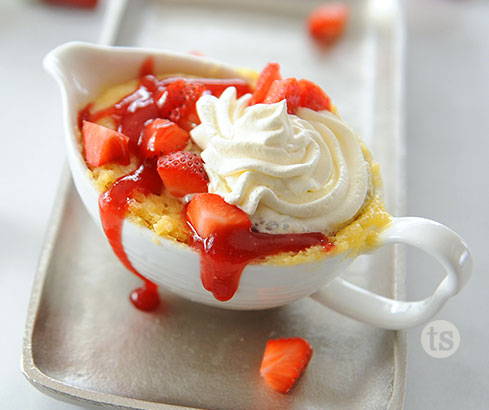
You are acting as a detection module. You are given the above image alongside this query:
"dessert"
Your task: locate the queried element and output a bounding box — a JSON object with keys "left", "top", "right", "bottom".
{"left": 78, "top": 58, "right": 390, "bottom": 311}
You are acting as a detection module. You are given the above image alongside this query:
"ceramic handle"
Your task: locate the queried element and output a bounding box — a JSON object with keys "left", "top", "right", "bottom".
{"left": 311, "top": 217, "right": 472, "bottom": 330}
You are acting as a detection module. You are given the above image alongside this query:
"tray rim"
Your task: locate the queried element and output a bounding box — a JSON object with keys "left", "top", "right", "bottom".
{"left": 22, "top": 0, "right": 407, "bottom": 408}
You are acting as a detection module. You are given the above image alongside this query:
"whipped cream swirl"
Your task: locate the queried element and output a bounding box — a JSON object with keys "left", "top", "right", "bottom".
{"left": 190, "top": 87, "right": 369, "bottom": 234}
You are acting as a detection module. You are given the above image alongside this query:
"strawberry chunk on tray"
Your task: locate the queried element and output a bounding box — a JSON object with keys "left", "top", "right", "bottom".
{"left": 82, "top": 121, "right": 130, "bottom": 168}
{"left": 250, "top": 62, "right": 282, "bottom": 105}
{"left": 185, "top": 193, "right": 251, "bottom": 239}
{"left": 157, "top": 151, "right": 209, "bottom": 198}
{"left": 260, "top": 337, "right": 313, "bottom": 394}
{"left": 139, "top": 119, "right": 189, "bottom": 158}
{"left": 308, "top": 3, "right": 349, "bottom": 44}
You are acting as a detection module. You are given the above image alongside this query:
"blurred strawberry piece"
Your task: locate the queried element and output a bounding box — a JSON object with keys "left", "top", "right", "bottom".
{"left": 43, "top": 0, "right": 98, "bottom": 9}
{"left": 308, "top": 3, "right": 349, "bottom": 44}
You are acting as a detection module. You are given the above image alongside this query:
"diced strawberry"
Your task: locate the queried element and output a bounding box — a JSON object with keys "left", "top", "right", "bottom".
{"left": 158, "top": 80, "right": 207, "bottom": 131}
{"left": 139, "top": 119, "right": 189, "bottom": 158}
{"left": 260, "top": 337, "right": 313, "bottom": 394}
{"left": 250, "top": 63, "right": 282, "bottom": 105}
{"left": 263, "top": 78, "right": 301, "bottom": 114}
{"left": 82, "top": 121, "right": 130, "bottom": 168}
{"left": 308, "top": 3, "right": 349, "bottom": 44}
{"left": 186, "top": 193, "right": 251, "bottom": 239}
{"left": 157, "top": 151, "right": 208, "bottom": 198}
{"left": 298, "top": 79, "right": 331, "bottom": 111}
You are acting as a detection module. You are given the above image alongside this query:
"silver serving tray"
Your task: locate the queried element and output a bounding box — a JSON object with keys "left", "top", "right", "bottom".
{"left": 22, "top": 0, "right": 406, "bottom": 408}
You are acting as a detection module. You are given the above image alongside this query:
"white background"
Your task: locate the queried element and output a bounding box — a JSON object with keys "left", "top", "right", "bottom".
{"left": 1, "top": 0, "right": 488, "bottom": 408}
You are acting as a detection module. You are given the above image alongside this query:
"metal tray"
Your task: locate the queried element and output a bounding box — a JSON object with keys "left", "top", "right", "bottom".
{"left": 22, "top": 0, "right": 406, "bottom": 408}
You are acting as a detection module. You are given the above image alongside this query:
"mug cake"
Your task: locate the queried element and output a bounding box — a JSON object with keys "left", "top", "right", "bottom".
{"left": 78, "top": 59, "right": 391, "bottom": 309}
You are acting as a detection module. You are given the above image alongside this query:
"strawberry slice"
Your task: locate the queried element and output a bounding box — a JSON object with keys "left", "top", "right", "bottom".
{"left": 263, "top": 78, "right": 301, "bottom": 114}
{"left": 308, "top": 3, "right": 349, "bottom": 44}
{"left": 82, "top": 121, "right": 130, "bottom": 168}
{"left": 157, "top": 151, "right": 208, "bottom": 198}
{"left": 260, "top": 337, "right": 313, "bottom": 394}
{"left": 250, "top": 63, "right": 282, "bottom": 105}
{"left": 186, "top": 193, "right": 251, "bottom": 239}
{"left": 158, "top": 80, "right": 207, "bottom": 131}
{"left": 298, "top": 79, "right": 332, "bottom": 111}
{"left": 188, "top": 50, "right": 205, "bottom": 57}
{"left": 139, "top": 119, "right": 189, "bottom": 158}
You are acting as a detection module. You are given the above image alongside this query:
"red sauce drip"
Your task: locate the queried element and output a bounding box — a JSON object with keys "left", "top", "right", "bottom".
{"left": 78, "top": 103, "right": 92, "bottom": 130}
{"left": 191, "top": 228, "right": 335, "bottom": 302}
{"left": 139, "top": 56, "right": 155, "bottom": 78}
{"left": 130, "top": 285, "right": 160, "bottom": 312}
{"left": 99, "top": 161, "right": 162, "bottom": 311}
{"left": 158, "top": 76, "right": 252, "bottom": 97}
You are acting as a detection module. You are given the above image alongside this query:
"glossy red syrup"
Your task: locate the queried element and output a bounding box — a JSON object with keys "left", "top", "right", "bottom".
{"left": 189, "top": 227, "right": 335, "bottom": 302}
{"left": 99, "top": 161, "right": 162, "bottom": 311}
{"left": 158, "top": 76, "right": 252, "bottom": 97}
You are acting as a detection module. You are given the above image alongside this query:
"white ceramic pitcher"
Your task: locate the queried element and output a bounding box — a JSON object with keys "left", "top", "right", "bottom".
{"left": 44, "top": 42, "right": 472, "bottom": 329}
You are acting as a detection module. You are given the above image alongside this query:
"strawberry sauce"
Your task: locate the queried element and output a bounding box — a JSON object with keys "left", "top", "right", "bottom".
{"left": 80, "top": 57, "right": 334, "bottom": 309}
{"left": 190, "top": 228, "right": 334, "bottom": 302}
{"left": 98, "top": 161, "right": 162, "bottom": 311}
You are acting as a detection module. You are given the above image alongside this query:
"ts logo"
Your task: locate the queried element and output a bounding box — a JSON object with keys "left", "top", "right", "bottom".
{"left": 421, "top": 320, "right": 460, "bottom": 358}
